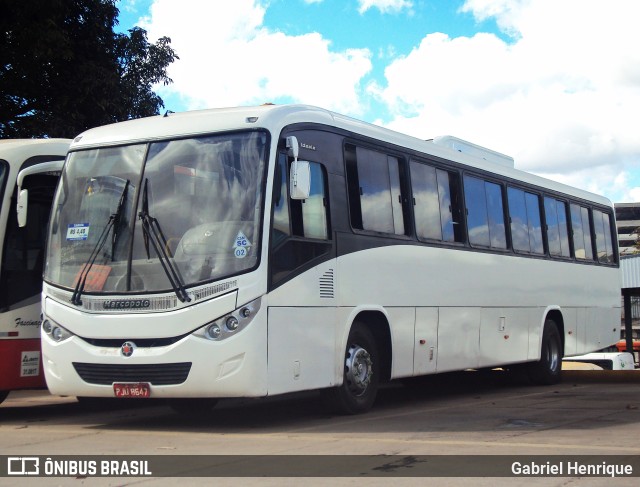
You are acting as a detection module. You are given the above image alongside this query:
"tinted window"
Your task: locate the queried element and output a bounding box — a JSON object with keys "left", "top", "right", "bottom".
{"left": 509, "top": 188, "right": 528, "bottom": 251}
{"left": 346, "top": 145, "right": 406, "bottom": 235}
{"left": 508, "top": 188, "right": 542, "bottom": 254}
{"left": 437, "top": 169, "right": 464, "bottom": 243}
{"left": 571, "top": 204, "right": 594, "bottom": 260}
{"left": 411, "top": 161, "right": 464, "bottom": 243}
{"left": 300, "top": 162, "right": 329, "bottom": 239}
{"left": 593, "top": 209, "right": 615, "bottom": 263}
{"left": 464, "top": 175, "right": 506, "bottom": 249}
{"left": 525, "top": 193, "right": 544, "bottom": 254}
{"left": 270, "top": 155, "right": 331, "bottom": 287}
{"left": 544, "top": 197, "right": 570, "bottom": 257}
{"left": 411, "top": 162, "right": 442, "bottom": 240}
{"left": 272, "top": 154, "right": 291, "bottom": 247}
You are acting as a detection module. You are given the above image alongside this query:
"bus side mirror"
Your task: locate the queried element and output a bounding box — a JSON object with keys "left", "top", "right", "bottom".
{"left": 290, "top": 160, "right": 311, "bottom": 200}
{"left": 17, "top": 189, "right": 28, "bottom": 227}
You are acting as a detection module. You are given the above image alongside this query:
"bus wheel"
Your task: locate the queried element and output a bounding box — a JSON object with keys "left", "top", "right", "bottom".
{"left": 528, "top": 319, "right": 563, "bottom": 385}
{"left": 322, "top": 324, "right": 379, "bottom": 415}
{"left": 0, "top": 390, "right": 8, "bottom": 405}
{"left": 169, "top": 398, "right": 218, "bottom": 416}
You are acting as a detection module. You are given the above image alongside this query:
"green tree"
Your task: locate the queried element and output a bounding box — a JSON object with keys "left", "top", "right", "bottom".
{"left": 0, "top": 0, "right": 178, "bottom": 138}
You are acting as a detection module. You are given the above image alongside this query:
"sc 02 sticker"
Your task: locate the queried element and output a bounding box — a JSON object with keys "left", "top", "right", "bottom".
{"left": 232, "top": 231, "right": 251, "bottom": 259}
{"left": 66, "top": 223, "right": 90, "bottom": 241}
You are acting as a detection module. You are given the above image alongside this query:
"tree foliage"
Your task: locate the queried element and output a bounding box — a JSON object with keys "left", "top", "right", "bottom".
{"left": 0, "top": 0, "right": 178, "bottom": 138}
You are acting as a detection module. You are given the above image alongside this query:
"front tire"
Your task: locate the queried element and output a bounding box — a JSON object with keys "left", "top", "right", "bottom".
{"left": 321, "top": 324, "right": 379, "bottom": 415}
{"left": 528, "top": 319, "right": 563, "bottom": 385}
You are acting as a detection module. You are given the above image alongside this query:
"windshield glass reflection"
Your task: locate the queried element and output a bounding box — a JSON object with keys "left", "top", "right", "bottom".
{"left": 45, "top": 131, "right": 268, "bottom": 296}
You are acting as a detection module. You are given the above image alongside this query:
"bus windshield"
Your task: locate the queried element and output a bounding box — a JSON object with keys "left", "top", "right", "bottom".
{"left": 44, "top": 131, "right": 267, "bottom": 297}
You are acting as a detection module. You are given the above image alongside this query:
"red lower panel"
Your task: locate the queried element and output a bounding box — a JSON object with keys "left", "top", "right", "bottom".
{"left": 0, "top": 339, "right": 46, "bottom": 391}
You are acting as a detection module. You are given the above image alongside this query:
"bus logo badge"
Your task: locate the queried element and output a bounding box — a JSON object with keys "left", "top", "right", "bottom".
{"left": 121, "top": 341, "right": 136, "bottom": 357}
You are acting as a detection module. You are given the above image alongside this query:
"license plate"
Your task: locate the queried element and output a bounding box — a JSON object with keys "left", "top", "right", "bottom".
{"left": 113, "top": 382, "right": 151, "bottom": 398}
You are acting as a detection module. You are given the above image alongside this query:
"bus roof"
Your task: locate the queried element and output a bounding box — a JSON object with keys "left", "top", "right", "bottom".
{"left": 69, "top": 104, "right": 612, "bottom": 207}
{"left": 0, "top": 138, "right": 71, "bottom": 164}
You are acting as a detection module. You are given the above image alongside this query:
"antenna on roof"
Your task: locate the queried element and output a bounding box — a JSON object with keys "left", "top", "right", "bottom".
{"left": 163, "top": 110, "right": 175, "bottom": 118}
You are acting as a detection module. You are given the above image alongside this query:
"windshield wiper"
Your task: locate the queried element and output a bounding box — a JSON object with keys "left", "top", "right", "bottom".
{"left": 71, "top": 179, "right": 130, "bottom": 306}
{"left": 138, "top": 178, "right": 191, "bottom": 303}
{"left": 111, "top": 180, "right": 130, "bottom": 257}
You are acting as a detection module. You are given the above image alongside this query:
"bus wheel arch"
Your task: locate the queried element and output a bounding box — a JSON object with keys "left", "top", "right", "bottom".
{"left": 322, "top": 311, "right": 392, "bottom": 414}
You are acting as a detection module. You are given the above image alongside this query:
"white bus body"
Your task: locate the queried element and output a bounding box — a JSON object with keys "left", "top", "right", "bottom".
{"left": 0, "top": 139, "right": 69, "bottom": 405}
{"left": 40, "top": 106, "right": 620, "bottom": 413}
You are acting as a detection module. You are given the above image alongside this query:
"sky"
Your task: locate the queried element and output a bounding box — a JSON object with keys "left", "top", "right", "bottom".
{"left": 116, "top": 0, "right": 640, "bottom": 203}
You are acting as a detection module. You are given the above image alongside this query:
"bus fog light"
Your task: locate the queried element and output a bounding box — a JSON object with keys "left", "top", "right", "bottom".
{"left": 241, "top": 307, "right": 251, "bottom": 318}
{"left": 206, "top": 324, "right": 221, "bottom": 339}
{"left": 226, "top": 316, "right": 239, "bottom": 331}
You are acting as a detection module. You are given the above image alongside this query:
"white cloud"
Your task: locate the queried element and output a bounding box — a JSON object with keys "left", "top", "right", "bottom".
{"left": 374, "top": 0, "right": 640, "bottom": 202}
{"left": 137, "top": 0, "right": 640, "bottom": 202}
{"left": 357, "top": 0, "right": 413, "bottom": 15}
{"left": 141, "top": 0, "right": 372, "bottom": 114}
{"left": 120, "top": 0, "right": 137, "bottom": 14}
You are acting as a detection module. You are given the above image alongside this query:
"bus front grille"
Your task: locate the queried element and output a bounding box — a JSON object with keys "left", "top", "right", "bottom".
{"left": 72, "top": 362, "right": 192, "bottom": 385}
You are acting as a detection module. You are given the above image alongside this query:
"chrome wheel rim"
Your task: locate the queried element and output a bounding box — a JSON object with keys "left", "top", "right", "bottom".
{"left": 345, "top": 344, "right": 373, "bottom": 397}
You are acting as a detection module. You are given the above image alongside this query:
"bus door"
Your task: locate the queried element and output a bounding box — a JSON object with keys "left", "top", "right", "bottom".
{"left": 267, "top": 146, "right": 336, "bottom": 395}
{"left": 0, "top": 161, "right": 63, "bottom": 400}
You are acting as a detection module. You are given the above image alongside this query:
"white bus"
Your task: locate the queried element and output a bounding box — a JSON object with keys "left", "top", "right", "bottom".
{"left": 0, "top": 139, "right": 69, "bottom": 405}
{"left": 40, "top": 105, "right": 620, "bottom": 414}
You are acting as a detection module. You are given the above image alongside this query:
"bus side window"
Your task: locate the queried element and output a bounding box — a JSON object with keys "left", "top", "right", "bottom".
{"left": 544, "top": 197, "right": 571, "bottom": 258}
{"left": 269, "top": 153, "right": 331, "bottom": 288}
{"left": 570, "top": 203, "right": 594, "bottom": 260}
{"left": 345, "top": 144, "right": 406, "bottom": 236}
{"left": 436, "top": 168, "right": 464, "bottom": 243}
{"left": 507, "top": 187, "right": 543, "bottom": 254}
{"left": 410, "top": 161, "right": 463, "bottom": 243}
{"left": 271, "top": 153, "right": 292, "bottom": 248}
{"left": 593, "top": 209, "right": 616, "bottom": 264}
{"left": 291, "top": 162, "right": 329, "bottom": 240}
{"left": 464, "top": 175, "right": 507, "bottom": 249}
{"left": 411, "top": 161, "right": 442, "bottom": 240}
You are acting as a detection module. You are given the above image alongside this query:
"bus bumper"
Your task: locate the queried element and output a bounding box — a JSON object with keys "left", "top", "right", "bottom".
{"left": 41, "top": 310, "right": 268, "bottom": 399}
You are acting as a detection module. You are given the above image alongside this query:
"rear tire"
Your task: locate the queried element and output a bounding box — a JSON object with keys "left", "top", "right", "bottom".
{"left": 528, "top": 319, "right": 563, "bottom": 385}
{"left": 321, "top": 324, "right": 379, "bottom": 415}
